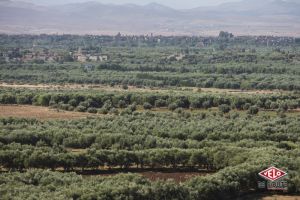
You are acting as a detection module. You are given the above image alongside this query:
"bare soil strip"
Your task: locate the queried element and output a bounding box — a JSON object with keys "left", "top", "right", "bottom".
{"left": 240, "top": 194, "right": 300, "bottom": 200}
{"left": 262, "top": 196, "right": 300, "bottom": 200}
{"left": 0, "top": 105, "right": 94, "bottom": 120}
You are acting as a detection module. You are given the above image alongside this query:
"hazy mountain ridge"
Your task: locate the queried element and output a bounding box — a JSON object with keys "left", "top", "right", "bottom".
{"left": 0, "top": 0, "right": 299, "bottom": 36}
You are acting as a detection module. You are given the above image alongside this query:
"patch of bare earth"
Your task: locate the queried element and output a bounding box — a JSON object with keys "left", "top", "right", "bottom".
{"left": 240, "top": 194, "right": 300, "bottom": 200}
{"left": 0, "top": 105, "right": 94, "bottom": 120}
{"left": 262, "top": 196, "right": 300, "bottom": 200}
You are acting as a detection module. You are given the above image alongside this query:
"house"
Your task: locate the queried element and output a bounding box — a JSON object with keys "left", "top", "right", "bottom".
{"left": 83, "top": 64, "right": 95, "bottom": 72}
{"left": 175, "top": 54, "right": 185, "bottom": 61}
{"left": 167, "top": 53, "right": 185, "bottom": 61}
{"left": 5, "top": 56, "right": 10, "bottom": 63}
{"left": 197, "top": 42, "right": 205, "bottom": 48}
{"left": 11, "top": 57, "right": 21, "bottom": 62}
{"left": 1, "top": 53, "right": 10, "bottom": 62}
{"left": 23, "top": 54, "right": 34, "bottom": 62}
{"left": 77, "top": 55, "right": 88, "bottom": 62}
{"left": 89, "top": 56, "right": 99, "bottom": 62}
{"left": 99, "top": 55, "right": 108, "bottom": 62}
{"left": 47, "top": 56, "right": 56, "bottom": 62}
{"left": 36, "top": 55, "right": 47, "bottom": 61}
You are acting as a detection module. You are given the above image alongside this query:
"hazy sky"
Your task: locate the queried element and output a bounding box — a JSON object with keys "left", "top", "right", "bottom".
{"left": 18, "top": 0, "right": 242, "bottom": 9}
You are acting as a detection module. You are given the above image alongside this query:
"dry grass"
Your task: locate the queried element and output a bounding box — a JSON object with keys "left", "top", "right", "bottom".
{"left": 0, "top": 105, "right": 94, "bottom": 120}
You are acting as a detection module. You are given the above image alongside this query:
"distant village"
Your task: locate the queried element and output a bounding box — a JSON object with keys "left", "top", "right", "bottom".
{"left": 0, "top": 34, "right": 298, "bottom": 64}
{"left": 0, "top": 47, "right": 108, "bottom": 64}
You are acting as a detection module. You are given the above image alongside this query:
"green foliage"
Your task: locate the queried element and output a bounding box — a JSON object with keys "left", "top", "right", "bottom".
{"left": 75, "top": 106, "right": 86, "bottom": 112}
{"left": 143, "top": 102, "right": 153, "bottom": 110}
{"left": 87, "top": 107, "right": 97, "bottom": 113}
{"left": 1, "top": 35, "right": 300, "bottom": 91}
{"left": 248, "top": 106, "right": 259, "bottom": 115}
{"left": 1, "top": 34, "right": 300, "bottom": 199}
{"left": 218, "top": 104, "right": 231, "bottom": 113}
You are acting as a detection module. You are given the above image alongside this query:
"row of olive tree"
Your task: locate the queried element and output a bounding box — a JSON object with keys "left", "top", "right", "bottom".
{"left": 0, "top": 89, "right": 299, "bottom": 113}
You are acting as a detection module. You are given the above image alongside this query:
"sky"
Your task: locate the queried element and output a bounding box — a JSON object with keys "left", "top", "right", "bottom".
{"left": 17, "top": 0, "right": 242, "bottom": 9}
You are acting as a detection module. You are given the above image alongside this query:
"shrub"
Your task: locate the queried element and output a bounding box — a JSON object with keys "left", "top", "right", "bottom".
{"left": 128, "top": 103, "right": 137, "bottom": 112}
{"left": 75, "top": 106, "right": 87, "bottom": 112}
{"left": 174, "top": 108, "right": 184, "bottom": 114}
{"left": 68, "top": 99, "right": 78, "bottom": 107}
{"left": 168, "top": 103, "right": 178, "bottom": 111}
{"left": 118, "top": 100, "right": 127, "bottom": 108}
{"left": 202, "top": 101, "right": 212, "bottom": 109}
{"left": 98, "top": 108, "right": 109, "bottom": 114}
{"left": 67, "top": 106, "right": 75, "bottom": 111}
{"left": 243, "top": 103, "right": 251, "bottom": 110}
{"left": 155, "top": 99, "right": 167, "bottom": 107}
{"left": 102, "top": 100, "right": 113, "bottom": 110}
{"left": 248, "top": 106, "right": 259, "bottom": 115}
{"left": 122, "top": 85, "right": 129, "bottom": 90}
{"left": 87, "top": 107, "right": 97, "bottom": 113}
{"left": 58, "top": 104, "right": 69, "bottom": 110}
{"left": 219, "top": 104, "right": 231, "bottom": 114}
{"left": 143, "top": 103, "right": 153, "bottom": 110}
{"left": 121, "top": 108, "right": 133, "bottom": 115}
{"left": 35, "top": 94, "right": 51, "bottom": 106}
{"left": 270, "top": 102, "right": 279, "bottom": 109}
{"left": 109, "top": 108, "right": 119, "bottom": 115}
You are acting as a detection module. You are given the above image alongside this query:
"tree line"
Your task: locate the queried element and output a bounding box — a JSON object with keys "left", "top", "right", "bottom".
{"left": 0, "top": 89, "right": 299, "bottom": 114}
{"left": 1, "top": 112, "right": 299, "bottom": 149}
{"left": 1, "top": 159, "right": 300, "bottom": 200}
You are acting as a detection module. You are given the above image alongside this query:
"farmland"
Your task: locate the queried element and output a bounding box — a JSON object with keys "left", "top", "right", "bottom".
{"left": 0, "top": 105, "right": 94, "bottom": 120}
{"left": 0, "top": 34, "right": 300, "bottom": 200}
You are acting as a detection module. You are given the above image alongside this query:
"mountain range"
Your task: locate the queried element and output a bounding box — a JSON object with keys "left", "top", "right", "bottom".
{"left": 0, "top": 0, "right": 299, "bottom": 36}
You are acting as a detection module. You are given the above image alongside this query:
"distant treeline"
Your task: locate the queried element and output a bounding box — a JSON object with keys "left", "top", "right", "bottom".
{"left": 0, "top": 34, "right": 298, "bottom": 48}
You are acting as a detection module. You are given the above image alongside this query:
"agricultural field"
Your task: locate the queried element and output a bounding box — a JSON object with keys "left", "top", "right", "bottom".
{"left": 0, "top": 105, "right": 94, "bottom": 120}
{"left": 0, "top": 34, "right": 300, "bottom": 200}
{"left": 1, "top": 34, "right": 300, "bottom": 91}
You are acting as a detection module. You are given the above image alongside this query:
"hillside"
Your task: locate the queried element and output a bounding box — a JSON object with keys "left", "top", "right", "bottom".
{"left": 0, "top": 0, "right": 300, "bottom": 36}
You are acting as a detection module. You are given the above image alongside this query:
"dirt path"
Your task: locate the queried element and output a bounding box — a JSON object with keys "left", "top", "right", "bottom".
{"left": 0, "top": 82, "right": 283, "bottom": 94}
